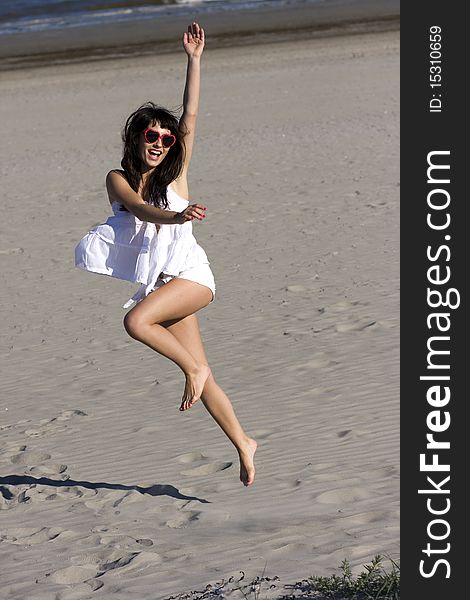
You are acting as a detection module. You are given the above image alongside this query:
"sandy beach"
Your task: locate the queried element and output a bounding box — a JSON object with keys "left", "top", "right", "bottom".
{"left": 0, "top": 25, "right": 399, "bottom": 600}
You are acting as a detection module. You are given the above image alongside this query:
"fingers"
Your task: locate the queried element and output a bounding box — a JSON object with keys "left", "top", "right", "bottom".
{"left": 187, "top": 22, "right": 204, "bottom": 41}
{"left": 183, "top": 22, "right": 204, "bottom": 55}
{"left": 185, "top": 203, "right": 207, "bottom": 221}
{"left": 190, "top": 204, "right": 206, "bottom": 220}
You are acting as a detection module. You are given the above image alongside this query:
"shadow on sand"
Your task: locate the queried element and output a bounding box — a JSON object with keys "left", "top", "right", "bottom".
{"left": 0, "top": 475, "right": 210, "bottom": 503}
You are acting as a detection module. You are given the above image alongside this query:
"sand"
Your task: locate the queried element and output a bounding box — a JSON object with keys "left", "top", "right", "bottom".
{"left": 0, "top": 29, "right": 399, "bottom": 599}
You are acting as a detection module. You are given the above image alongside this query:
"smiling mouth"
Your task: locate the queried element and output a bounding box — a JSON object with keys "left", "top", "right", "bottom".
{"left": 148, "top": 149, "right": 162, "bottom": 159}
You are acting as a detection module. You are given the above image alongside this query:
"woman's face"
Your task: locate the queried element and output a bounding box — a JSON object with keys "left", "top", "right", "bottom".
{"left": 138, "top": 121, "right": 173, "bottom": 172}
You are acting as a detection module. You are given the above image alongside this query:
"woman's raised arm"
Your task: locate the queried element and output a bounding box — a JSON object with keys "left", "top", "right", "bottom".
{"left": 179, "top": 22, "right": 205, "bottom": 173}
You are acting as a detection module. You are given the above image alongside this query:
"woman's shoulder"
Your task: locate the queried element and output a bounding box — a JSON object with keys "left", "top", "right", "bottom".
{"left": 106, "top": 170, "right": 132, "bottom": 207}
{"left": 106, "top": 169, "right": 135, "bottom": 193}
{"left": 106, "top": 169, "right": 127, "bottom": 183}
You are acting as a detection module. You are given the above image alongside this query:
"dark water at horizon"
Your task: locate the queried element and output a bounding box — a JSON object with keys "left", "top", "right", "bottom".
{"left": 0, "top": 0, "right": 323, "bottom": 36}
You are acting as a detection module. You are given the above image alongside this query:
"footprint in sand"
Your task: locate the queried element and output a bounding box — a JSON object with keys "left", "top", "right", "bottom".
{"left": 276, "top": 477, "right": 303, "bottom": 491}
{"left": 132, "top": 424, "right": 162, "bottom": 435}
{"left": 10, "top": 450, "right": 51, "bottom": 465}
{"left": 176, "top": 451, "right": 233, "bottom": 476}
{"left": 3, "top": 409, "right": 87, "bottom": 439}
{"left": 176, "top": 451, "right": 206, "bottom": 464}
{"left": 3, "top": 458, "right": 100, "bottom": 508}
{"left": 176, "top": 452, "right": 232, "bottom": 477}
{"left": 315, "top": 486, "right": 372, "bottom": 505}
{"left": 50, "top": 565, "right": 99, "bottom": 585}
{"left": 335, "top": 318, "right": 377, "bottom": 333}
{"left": 0, "top": 247, "right": 24, "bottom": 255}
{"left": 1, "top": 526, "right": 64, "bottom": 545}
{"left": 100, "top": 549, "right": 162, "bottom": 573}
{"left": 57, "top": 485, "right": 97, "bottom": 501}
{"left": 96, "top": 534, "right": 154, "bottom": 548}
{"left": 49, "top": 409, "right": 88, "bottom": 422}
{"left": 166, "top": 510, "right": 201, "bottom": 529}
{"left": 84, "top": 489, "right": 139, "bottom": 514}
{"left": 26, "top": 409, "right": 88, "bottom": 438}
{"left": 0, "top": 485, "right": 31, "bottom": 508}
{"left": 9, "top": 451, "right": 66, "bottom": 476}
{"left": 52, "top": 549, "right": 161, "bottom": 586}
{"left": 182, "top": 462, "right": 233, "bottom": 476}
{"left": 0, "top": 443, "right": 27, "bottom": 463}
{"left": 2, "top": 464, "right": 75, "bottom": 507}
{"left": 316, "top": 300, "right": 377, "bottom": 333}
{"left": 27, "top": 463, "right": 68, "bottom": 476}
{"left": 4, "top": 526, "right": 159, "bottom": 592}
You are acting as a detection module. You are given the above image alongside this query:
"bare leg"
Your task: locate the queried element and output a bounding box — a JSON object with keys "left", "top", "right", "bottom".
{"left": 124, "top": 278, "right": 212, "bottom": 407}
{"left": 162, "top": 313, "right": 257, "bottom": 486}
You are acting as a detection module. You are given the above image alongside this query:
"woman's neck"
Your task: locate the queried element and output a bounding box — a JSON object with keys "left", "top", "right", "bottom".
{"left": 140, "top": 167, "right": 154, "bottom": 182}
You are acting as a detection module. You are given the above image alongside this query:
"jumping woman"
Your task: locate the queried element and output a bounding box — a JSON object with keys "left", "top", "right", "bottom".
{"left": 75, "top": 22, "right": 257, "bottom": 486}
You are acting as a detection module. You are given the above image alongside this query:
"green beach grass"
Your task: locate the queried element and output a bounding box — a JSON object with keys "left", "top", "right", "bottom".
{"left": 166, "top": 554, "right": 400, "bottom": 599}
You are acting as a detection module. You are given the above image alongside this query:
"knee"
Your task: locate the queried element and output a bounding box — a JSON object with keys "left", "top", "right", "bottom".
{"left": 205, "top": 369, "right": 217, "bottom": 389}
{"left": 123, "top": 310, "right": 146, "bottom": 340}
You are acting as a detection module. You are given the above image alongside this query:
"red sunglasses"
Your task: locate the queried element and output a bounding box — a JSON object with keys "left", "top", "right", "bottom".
{"left": 143, "top": 128, "right": 176, "bottom": 148}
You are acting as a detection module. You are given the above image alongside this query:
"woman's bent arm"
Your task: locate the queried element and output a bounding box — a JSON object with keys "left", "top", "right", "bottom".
{"left": 106, "top": 171, "right": 205, "bottom": 224}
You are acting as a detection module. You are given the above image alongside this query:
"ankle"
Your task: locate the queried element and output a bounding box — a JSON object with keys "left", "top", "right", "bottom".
{"left": 237, "top": 436, "right": 254, "bottom": 453}
{"left": 185, "top": 362, "right": 202, "bottom": 377}
{"left": 187, "top": 362, "right": 210, "bottom": 377}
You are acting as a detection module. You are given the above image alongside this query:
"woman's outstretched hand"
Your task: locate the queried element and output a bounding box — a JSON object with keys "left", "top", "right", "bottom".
{"left": 183, "top": 22, "right": 205, "bottom": 58}
{"left": 174, "top": 203, "right": 207, "bottom": 224}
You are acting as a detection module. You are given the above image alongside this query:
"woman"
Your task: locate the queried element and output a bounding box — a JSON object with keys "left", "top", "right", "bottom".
{"left": 76, "top": 22, "right": 256, "bottom": 486}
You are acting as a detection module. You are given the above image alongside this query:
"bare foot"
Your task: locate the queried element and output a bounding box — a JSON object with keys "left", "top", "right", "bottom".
{"left": 179, "top": 364, "right": 211, "bottom": 412}
{"left": 238, "top": 438, "right": 257, "bottom": 486}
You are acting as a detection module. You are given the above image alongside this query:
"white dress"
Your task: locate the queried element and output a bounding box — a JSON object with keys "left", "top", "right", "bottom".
{"left": 75, "top": 186, "right": 214, "bottom": 308}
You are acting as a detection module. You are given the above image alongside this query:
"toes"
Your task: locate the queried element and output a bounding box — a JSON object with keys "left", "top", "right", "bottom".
{"left": 188, "top": 394, "right": 200, "bottom": 409}
{"left": 242, "top": 473, "right": 254, "bottom": 487}
{"left": 180, "top": 379, "right": 203, "bottom": 412}
{"left": 180, "top": 397, "right": 194, "bottom": 411}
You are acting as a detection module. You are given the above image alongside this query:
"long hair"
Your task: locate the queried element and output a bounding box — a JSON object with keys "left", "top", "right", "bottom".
{"left": 121, "top": 102, "right": 186, "bottom": 209}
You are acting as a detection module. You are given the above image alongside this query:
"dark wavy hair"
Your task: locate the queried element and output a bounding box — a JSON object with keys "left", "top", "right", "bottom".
{"left": 121, "top": 102, "right": 187, "bottom": 209}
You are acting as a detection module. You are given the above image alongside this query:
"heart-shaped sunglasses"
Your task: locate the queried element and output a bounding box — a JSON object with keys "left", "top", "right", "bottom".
{"left": 143, "top": 128, "right": 176, "bottom": 148}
